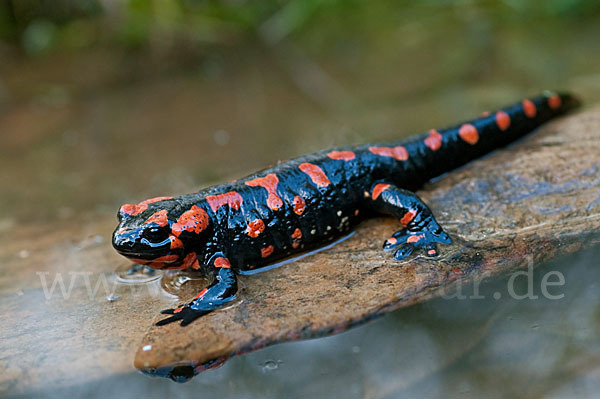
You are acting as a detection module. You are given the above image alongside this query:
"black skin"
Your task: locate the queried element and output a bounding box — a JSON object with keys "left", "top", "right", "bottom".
{"left": 112, "top": 92, "right": 579, "bottom": 326}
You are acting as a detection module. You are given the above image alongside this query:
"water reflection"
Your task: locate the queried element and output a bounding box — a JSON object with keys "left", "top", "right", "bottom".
{"left": 32, "top": 247, "right": 599, "bottom": 398}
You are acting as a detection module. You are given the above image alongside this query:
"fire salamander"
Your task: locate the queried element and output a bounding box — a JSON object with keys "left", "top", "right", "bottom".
{"left": 112, "top": 92, "right": 579, "bottom": 326}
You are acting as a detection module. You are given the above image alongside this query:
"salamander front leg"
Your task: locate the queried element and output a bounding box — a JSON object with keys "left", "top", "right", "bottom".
{"left": 368, "top": 182, "right": 452, "bottom": 261}
{"left": 157, "top": 253, "right": 238, "bottom": 326}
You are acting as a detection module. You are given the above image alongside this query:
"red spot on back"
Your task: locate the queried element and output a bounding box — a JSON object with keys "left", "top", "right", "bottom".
{"left": 548, "top": 95, "right": 561, "bottom": 110}
{"left": 172, "top": 205, "right": 209, "bottom": 237}
{"left": 299, "top": 163, "right": 331, "bottom": 187}
{"left": 292, "top": 228, "right": 302, "bottom": 239}
{"left": 291, "top": 228, "right": 302, "bottom": 248}
{"left": 372, "top": 183, "right": 390, "bottom": 200}
{"left": 145, "top": 209, "right": 168, "bottom": 226}
{"left": 119, "top": 196, "right": 173, "bottom": 216}
{"left": 424, "top": 129, "right": 442, "bottom": 151}
{"left": 245, "top": 174, "right": 284, "bottom": 210}
{"left": 386, "top": 237, "right": 397, "bottom": 245}
{"left": 452, "top": 267, "right": 463, "bottom": 274}
{"left": 523, "top": 99, "right": 537, "bottom": 118}
{"left": 400, "top": 209, "right": 417, "bottom": 226}
{"left": 458, "top": 124, "right": 479, "bottom": 145}
{"left": 327, "top": 150, "right": 356, "bottom": 161}
{"left": 480, "top": 111, "right": 491, "bottom": 117}
{"left": 495, "top": 111, "right": 511, "bottom": 131}
{"left": 369, "top": 146, "right": 409, "bottom": 161}
{"left": 293, "top": 195, "right": 306, "bottom": 215}
{"left": 246, "top": 219, "right": 265, "bottom": 238}
{"left": 214, "top": 257, "right": 231, "bottom": 268}
{"left": 206, "top": 191, "right": 243, "bottom": 213}
{"left": 261, "top": 245, "right": 275, "bottom": 258}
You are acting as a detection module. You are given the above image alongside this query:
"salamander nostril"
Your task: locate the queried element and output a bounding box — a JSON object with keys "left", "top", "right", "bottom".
{"left": 112, "top": 232, "right": 135, "bottom": 251}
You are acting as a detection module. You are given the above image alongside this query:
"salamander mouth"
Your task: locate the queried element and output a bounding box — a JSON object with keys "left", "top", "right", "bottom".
{"left": 113, "top": 244, "right": 184, "bottom": 264}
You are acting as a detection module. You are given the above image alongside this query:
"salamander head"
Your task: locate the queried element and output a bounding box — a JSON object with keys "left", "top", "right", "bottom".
{"left": 112, "top": 196, "right": 211, "bottom": 269}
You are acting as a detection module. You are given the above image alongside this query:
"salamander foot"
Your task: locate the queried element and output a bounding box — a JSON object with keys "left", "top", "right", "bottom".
{"left": 383, "top": 222, "right": 452, "bottom": 261}
{"left": 156, "top": 306, "right": 212, "bottom": 327}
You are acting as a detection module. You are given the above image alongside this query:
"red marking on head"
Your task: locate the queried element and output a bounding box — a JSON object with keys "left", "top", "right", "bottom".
{"left": 145, "top": 209, "right": 168, "bottom": 226}
{"left": 372, "top": 183, "right": 390, "bottom": 200}
{"left": 293, "top": 195, "right": 306, "bottom": 215}
{"left": 261, "top": 245, "right": 275, "bottom": 258}
{"left": 214, "top": 257, "right": 231, "bottom": 268}
{"left": 452, "top": 267, "right": 463, "bottom": 274}
{"left": 354, "top": 209, "right": 359, "bottom": 216}
{"left": 548, "top": 95, "right": 561, "bottom": 110}
{"left": 424, "top": 129, "right": 442, "bottom": 151}
{"left": 299, "top": 163, "right": 331, "bottom": 187}
{"left": 400, "top": 209, "right": 417, "bottom": 226}
{"left": 246, "top": 219, "right": 265, "bottom": 238}
{"left": 327, "top": 150, "right": 356, "bottom": 161}
{"left": 387, "top": 237, "right": 397, "bottom": 245}
{"left": 172, "top": 205, "right": 209, "bottom": 237}
{"left": 142, "top": 196, "right": 173, "bottom": 205}
{"left": 120, "top": 196, "right": 173, "bottom": 216}
{"left": 206, "top": 191, "right": 243, "bottom": 213}
{"left": 458, "top": 124, "right": 479, "bottom": 145}
{"left": 495, "top": 111, "right": 511, "bottom": 131}
{"left": 169, "top": 236, "right": 183, "bottom": 249}
{"left": 119, "top": 203, "right": 141, "bottom": 216}
{"left": 369, "top": 146, "right": 409, "bottom": 161}
{"left": 194, "top": 288, "right": 208, "bottom": 300}
{"left": 522, "top": 99, "right": 537, "bottom": 118}
{"left": 245, "top": 174, "right": 283, "bottom": 210}
{"left": 406, "top": 234, "right": 424, "bottom": 244}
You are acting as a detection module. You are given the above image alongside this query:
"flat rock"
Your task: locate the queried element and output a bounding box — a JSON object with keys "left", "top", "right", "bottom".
{"left": 134, "top": 107, "right": 600, "bottom": 380}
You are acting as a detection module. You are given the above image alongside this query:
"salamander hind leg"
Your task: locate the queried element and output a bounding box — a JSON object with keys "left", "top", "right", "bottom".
{"left": 368, "top": 182, "right": 452, "bottom": 261}
{"left": 157, "top": 253, "right": 238, "bottom": 326}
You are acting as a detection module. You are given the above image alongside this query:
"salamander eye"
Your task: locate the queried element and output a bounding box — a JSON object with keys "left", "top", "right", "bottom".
{"left": 143, "top": 226, "right": 169, "bottom": 243}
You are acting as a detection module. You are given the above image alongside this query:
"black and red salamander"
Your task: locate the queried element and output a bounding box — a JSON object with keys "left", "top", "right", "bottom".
{"left": 112, "top": 92, "right": 579, "bottom": 326}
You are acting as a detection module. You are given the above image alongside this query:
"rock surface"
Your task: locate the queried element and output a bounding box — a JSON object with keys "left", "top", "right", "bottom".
{"left": 133, "top": 107, "right": 600, "bottom": 380}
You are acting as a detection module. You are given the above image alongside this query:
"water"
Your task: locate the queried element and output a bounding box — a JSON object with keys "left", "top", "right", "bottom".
{"left": 27, "top": 248, "right": 600, "bottom": 398}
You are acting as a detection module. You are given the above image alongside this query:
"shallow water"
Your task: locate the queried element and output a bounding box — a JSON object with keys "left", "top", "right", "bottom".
{"left": 1, "top": 2, "right": 600, "bottom": 397}
{"left": 27, "top": 248, "right": 600, "bottom": 398}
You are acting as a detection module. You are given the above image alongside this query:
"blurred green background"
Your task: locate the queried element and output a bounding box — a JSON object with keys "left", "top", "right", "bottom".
{"left": 1, "top": 0, "right": 600, "bottom": 222}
